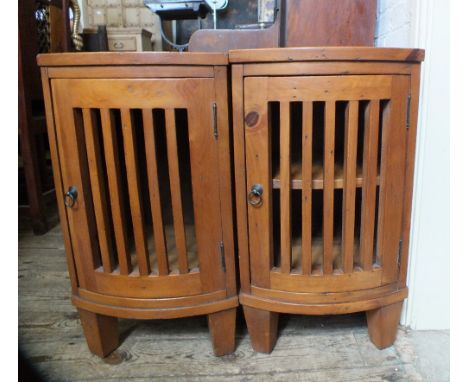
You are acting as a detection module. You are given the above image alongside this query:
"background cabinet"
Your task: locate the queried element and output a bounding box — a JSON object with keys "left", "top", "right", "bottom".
{"left": 230, "top": 48, "right": 424, "bottom": 352}
{"left": 38, "top": 52, "right": 237, "bottom": 357}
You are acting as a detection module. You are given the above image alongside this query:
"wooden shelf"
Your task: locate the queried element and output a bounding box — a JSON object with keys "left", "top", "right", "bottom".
{"left": 272, "top": 161, "right": 379, "bottom": 190}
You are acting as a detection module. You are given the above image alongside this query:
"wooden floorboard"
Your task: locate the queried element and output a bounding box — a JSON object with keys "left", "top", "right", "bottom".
{"left": 19, "top": 211, "right": 448, "bottom": 381}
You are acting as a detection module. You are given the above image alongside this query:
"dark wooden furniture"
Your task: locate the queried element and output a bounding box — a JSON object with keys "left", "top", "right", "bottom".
{"left": 280, "top": 0, "right": 376, "bottom": 47}
{"left": 19, "top": 0, "right": 74, "bottom": 234}
{"left": 230, "top": 47, "right": 424, "bottom": 352}
{"left": 37, "top": 52, "right": 238, "bottom": 357}
{"left": 188, "top": 0, "right": 376, "bottom": 52}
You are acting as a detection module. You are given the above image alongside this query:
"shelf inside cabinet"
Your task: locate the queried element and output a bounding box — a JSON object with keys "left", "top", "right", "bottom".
{"left": 272, "top": 161, "right": 380, "bottom": 190}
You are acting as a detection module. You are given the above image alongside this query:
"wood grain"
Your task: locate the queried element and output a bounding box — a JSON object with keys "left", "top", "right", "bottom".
{"left": 100, "top": 108, "right": 131, "bottom": 275}
{"left": 342, "top": 101, "right": 359, "bottom": 273}
{"left": 142, "top": 109, "right": 169, "bottom": 276}
{"left": 244, "top": 78, "right": 273, "bottom": 288}
{"left": 229, "top": 47, "right": 425, "bottom": 64}
{"left": 378, "top": 76, "right": 410, "bottom": 284}
{"left": 231, "top": 64, "right": 252, "bottom": 294}
{"left": 282, "top": 0, "right": 376, "bottom": 47}
{"left": 323, "top": 101, "right": 335, "bottom": 275}
{"left": 359, "top": 101, "right": 380, "bottom": 271}
{"left": 165, "top": 109, "right": 189, "bottom": 274}
{"left": 121, "top": 108, "right": 150, "bottom": 276}
{"left": 37, "top": 52, "right": 229, "bottom": 66}
{"left": 82, "top": 108, "right": 115, "bottom": 273}
{"left": 399, "top": 65, "right": 422, "bottom": 288}
{"left": 40, "top": 68, "right": 79, "bottom": 293}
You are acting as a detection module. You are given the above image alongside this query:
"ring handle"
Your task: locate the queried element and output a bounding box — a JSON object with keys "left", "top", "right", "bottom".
{"left": 64, "top": 186, "right": 78, "bottom": 209}
{"left": 248, "top": 184, "right": 263, "bottom": 207}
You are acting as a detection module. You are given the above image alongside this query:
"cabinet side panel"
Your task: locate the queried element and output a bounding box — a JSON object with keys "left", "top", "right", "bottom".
{"left": 378, "top": 76, "right": 411, "bottom": 284}
{"left": 399, "top": 65, "right": 422, "bottom": 288}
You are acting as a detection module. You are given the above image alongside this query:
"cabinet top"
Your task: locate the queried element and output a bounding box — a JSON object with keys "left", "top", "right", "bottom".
{"left": 37, "top": 52, "right": 229, "bottom": 67}
{"left": 228, "top": 47, "right": 425, "bottom": 64}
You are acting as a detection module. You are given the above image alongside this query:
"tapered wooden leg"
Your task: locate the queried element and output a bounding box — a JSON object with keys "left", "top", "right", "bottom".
{"left": 78, "top": 308, "right": 120, "bottom": 358}
{"left": 208, "top": 308, "right": 237, "bottom": 356}
{"left": 243, "top": 306, "right": 279, "bottom": 353}
{"left": 366, "top": 301, "right": 403, "bottom": 349}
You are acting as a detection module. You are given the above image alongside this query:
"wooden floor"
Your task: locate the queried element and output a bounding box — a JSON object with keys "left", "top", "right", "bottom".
{"left": 19, "top": 210, "right": 449, "bottom": 382}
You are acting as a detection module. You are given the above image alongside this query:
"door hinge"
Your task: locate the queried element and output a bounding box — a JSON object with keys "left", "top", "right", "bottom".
{"left": 219, "top": 241, "right": 225, "bottom": 272}
{"left": 212, "top": 102, "right": 218, "bottom": 139}
{"left": 397, "top": 239, "right": 403, "bottom": 267}
{"left": 406, "top": 95, "right": 411, "bottom": 129}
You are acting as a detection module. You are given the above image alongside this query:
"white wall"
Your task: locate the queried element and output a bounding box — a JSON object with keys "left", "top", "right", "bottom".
{"left": 376, "top": 0, "right": 450, "bottom": 330}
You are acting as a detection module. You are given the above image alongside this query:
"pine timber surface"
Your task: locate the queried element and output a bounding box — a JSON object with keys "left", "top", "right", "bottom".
{"left": 19, "top": 214, "right": 448, "bottom": 381}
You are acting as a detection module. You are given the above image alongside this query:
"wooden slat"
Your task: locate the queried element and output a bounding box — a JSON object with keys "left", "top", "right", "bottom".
{"left": 121, "top": 109, "right": 150, "bottom": 276}
{"left": 301, "top": 102, "right": 313, "bottom": 275}
{"left": 342, "top": 101, "right": 359, "bottom": 273}
{"left": 165, "top": 109, "right": 189, "bottom": 274}
{"left": 142, "top": 109, "right": 169, "bottom": 276}
{"left": 100, "top": 109, "right": 131, "bottom": 275}
{"left": 280, "top": 102, "right": 291, "bottom": 274}
{"left": 82, "top": 108, "right": 115, "bottom": 273}
{"left": 360, "top": 101, "right": 380, "bottom": 270}
{"left": 323, "top": 101, "right": 335, "bottom": 275}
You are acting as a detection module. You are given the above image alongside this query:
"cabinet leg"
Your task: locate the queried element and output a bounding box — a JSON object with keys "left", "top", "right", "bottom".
{"left": 78, "top": 308, "right": 120, "bottom": 358}
{"left": 208, "top": 308, "right": 237, "bottom": 356}
{"left": 243, "top": 306, "right": 279, "bottom": 353}
{"left": 366, "top": 301, "right": 403, "bottom": 349}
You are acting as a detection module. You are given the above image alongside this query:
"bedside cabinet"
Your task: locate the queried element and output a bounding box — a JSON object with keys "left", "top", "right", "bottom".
{"left": 230, "top": 47, "right": 424, "bottom": 353}
{"left": 37, "top": 52, "right": 237, "bottom": 357}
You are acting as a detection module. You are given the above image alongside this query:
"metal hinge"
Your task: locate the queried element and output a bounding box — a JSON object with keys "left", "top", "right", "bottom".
{"left": 219, "top": 241, "right": 225, "bottom": 271}
{"left": 212, "top": 102, "right": 218, "bottom": 139}
{"left": 397, "top": 239, "right": 403, "bottom": 267}
{"left": 406, "top": 95, "right": 411, "bottom": 129}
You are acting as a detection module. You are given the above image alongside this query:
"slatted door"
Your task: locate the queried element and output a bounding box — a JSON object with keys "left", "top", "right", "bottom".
{"left": 244, "top": 75, "right": 410, "bottom": 292}
{"left": 51, "top": 78, "right": 226, "bottom": 298}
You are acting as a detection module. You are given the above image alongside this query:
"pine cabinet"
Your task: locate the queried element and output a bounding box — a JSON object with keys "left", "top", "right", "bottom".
{"left": 38, "top": 52, "right": 238, "bottom": 357}
{"left": 37, "top": 47, "right": 424, "bottom": 357}
{"left": 230, "top": 48, "right": 424, "bottom": 352}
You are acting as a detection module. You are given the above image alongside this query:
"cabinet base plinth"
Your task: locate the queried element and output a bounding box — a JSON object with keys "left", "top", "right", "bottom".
{"left": 73, "top": 293, "right": 238, "bottom": 356}
{"left": 240, "top": 288, "right": 407, "bottom": 352}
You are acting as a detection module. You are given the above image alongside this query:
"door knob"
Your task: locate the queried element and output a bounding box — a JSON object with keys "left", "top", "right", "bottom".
{"left": 64, "top": 186, "right": 78, "bottom": 208}
{"left": 248, "top": 184, "right": 263, "bottom": 207}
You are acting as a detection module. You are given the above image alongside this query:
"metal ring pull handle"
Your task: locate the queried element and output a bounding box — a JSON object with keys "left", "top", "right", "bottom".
{"left": 64, "top": 186, "right": 78, "bottom": 208}
{"left": 248, "top": 184, "right": 263, "bottom": 207}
